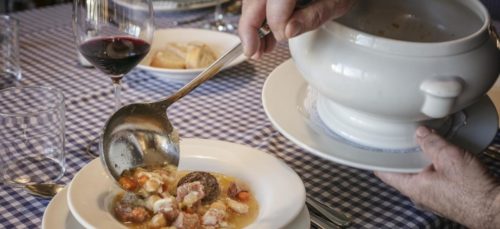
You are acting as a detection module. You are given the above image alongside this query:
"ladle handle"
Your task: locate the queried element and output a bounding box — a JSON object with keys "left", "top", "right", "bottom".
{"left": 165, "top": 25, "right": 271, "bottom": 105}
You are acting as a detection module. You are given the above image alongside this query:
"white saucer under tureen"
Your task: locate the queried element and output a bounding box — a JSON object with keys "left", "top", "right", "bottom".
{"left": 289, "top": 0, "right": 500, "bottom": 150}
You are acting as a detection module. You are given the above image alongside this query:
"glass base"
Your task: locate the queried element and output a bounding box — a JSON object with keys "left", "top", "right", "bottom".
{"left": 1, "top": 156, "right": 65, "bottom": 185}
{"left": 204, "top": 19, "right": 236, "bottom": 32}
{"left": 0, "top": 71, "right": 21, "bottom": 89}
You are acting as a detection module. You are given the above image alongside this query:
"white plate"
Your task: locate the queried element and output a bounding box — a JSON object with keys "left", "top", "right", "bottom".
{"left": 115, "top": 0, "right": 230, "bottom": 12}
{"left": 137, "top": 29, "right": 246, "bottom": 82}
{"left": 42, "top": 187, "right": 310, "bottom": 229}
{"left": 67, "top": 138, "right": 306, "bottom": 229}
{"left": 42, "top": 187, "right": 85, "bottom": 229}
{"left": 262, "top": 59, "right": 498, "bottom": 173}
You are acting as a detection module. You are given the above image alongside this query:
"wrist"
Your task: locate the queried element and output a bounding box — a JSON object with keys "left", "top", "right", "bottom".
{"left": 483, "top": 186, "right": 500, "bottom": 229}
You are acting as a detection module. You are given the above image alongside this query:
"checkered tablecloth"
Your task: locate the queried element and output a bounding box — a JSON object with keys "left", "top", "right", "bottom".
{"left": 1, "top": 4, "right": 500, "bottom": 229}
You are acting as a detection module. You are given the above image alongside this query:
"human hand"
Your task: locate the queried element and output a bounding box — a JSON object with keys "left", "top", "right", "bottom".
{"left": 375, "top": 126, "right": 500, "bottom": 228}
{"left": 238, "top": 0, "right": 355, "bottom": 59}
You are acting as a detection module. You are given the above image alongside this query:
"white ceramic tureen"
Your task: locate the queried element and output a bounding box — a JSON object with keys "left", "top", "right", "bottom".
{"left": 289, "top": 0, "right": 500, "bottom": 150}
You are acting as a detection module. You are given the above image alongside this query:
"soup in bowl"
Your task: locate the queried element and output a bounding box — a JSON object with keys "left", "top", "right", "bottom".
{"left": 67, "top": 139, "right": 306, "bottom": 229}
{"left": 113, "top": 167, "right": 259, "bottom": 228}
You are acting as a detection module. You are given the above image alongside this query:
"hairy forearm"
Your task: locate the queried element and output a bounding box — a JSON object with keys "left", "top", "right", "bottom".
{"left": 462, "top": 185, "right": 500, "bottom": 229}
{"left": 376, "top": 127, "right": 500, "bottom": 229}
{"left": 483, "top": 190, "right": 500, "bottom": 229}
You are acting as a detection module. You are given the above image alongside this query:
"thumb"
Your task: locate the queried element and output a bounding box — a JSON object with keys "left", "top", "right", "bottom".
{"left": 374, "top": 171, "right": 416, "bottom": 194}
{"left": 285, "top": 0, "right": 354, "bottom": 38}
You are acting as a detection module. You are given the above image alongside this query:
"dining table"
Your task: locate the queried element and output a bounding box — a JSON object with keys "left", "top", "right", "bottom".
{"left": 1, "top": 3, "right": 500, "bottom": 229}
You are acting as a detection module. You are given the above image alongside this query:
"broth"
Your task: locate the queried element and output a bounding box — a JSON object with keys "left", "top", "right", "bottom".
{"left": 113, "top": 168, "right": 259, "bottom": 229}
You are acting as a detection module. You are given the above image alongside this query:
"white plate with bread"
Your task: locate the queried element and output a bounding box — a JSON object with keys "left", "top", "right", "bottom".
{"left": 137, "top": 28, "right": 246, "bottom": 82}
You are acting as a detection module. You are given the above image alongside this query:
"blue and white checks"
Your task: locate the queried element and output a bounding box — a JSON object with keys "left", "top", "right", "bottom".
{"left": 1, "top": 4, "right": 499, "bottom": 229}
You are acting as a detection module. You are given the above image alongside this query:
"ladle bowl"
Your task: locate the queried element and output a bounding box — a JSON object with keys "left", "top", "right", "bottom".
{"left": 99, "top": 25, "right": 271, "bottom": 185}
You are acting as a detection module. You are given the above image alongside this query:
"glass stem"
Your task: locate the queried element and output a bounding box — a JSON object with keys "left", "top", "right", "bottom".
{"left": 112, "top": 79, "right": 122, "bottom": 111}
{"left": 215, "top": 1, "right": 223, "bottom": 21}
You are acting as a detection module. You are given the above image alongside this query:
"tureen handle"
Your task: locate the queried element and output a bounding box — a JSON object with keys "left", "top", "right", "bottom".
{"left": 420, "top": 77, "right": 464, "bottom": 118}
{"left": 489, "top": 24, "right": 500, "bottom": 50}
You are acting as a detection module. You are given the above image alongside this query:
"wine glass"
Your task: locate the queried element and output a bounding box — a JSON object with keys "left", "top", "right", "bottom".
{"left": 204, "top": 0, "right": 236, "bottom": 32}
{"left": 73, "top": 0, "right": 154, "bottom": 157}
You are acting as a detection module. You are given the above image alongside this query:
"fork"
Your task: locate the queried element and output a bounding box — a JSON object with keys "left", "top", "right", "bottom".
{"left": 306, "top": 196, "right": 352, "bottom": 228}
{"left": 310, "top": 210, "right": 342, "bottom": 229}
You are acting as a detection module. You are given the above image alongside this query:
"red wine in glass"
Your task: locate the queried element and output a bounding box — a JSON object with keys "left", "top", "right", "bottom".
{"left": 73, "top": 0, "right": 154, "bottom": 158}
{"left": 79, "top": 36, "right": 150, "bottom": 81}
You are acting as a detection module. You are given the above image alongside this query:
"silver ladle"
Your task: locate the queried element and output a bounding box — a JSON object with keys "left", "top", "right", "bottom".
{"left": 100, "top": 25, "right": 271, "bottom": 185}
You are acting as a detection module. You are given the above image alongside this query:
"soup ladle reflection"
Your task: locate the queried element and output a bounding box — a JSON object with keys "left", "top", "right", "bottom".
{"left": 99, "top": 25, "right": 271, "bottom": 186}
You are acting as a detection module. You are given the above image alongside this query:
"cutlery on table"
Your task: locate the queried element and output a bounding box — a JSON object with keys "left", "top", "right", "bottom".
{"left": 310, "top": 210, "right": 342, "bottom": 229}
{"left": 24, "top": 183, "right": 64, "bottom": 199}
{"left": 307, "top": 195, "right": 352, "bottom": 228}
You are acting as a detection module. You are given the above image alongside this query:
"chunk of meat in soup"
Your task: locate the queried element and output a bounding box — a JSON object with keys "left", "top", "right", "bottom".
{"left": 150, "top": 195, "right": 179, "bottom": 222}
{"left": 226, "top": 198, "right": 249, "bottom": 214}
{"left": 202, "top": 201, "right": 227, "bottom": 226}
{"left": 227, "top": 181, "right": 249, "bottom": 199}
{"left": 173, "top": 212, "right": 200, "bottom": 229}
{"left": 177, "top": 171, "right": 220, "bottom": 204}
{"left": 114, "top": 202, "right": 151, "bottom": 224}
{"left": 176, "top": 181, "right": 206, "bottom": 208}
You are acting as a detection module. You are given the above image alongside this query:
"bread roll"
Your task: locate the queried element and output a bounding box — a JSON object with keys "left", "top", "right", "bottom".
{"left": 185, "top": 42, "right": 217, "bottom": 69}
{"left": 150, "top": 42, "right": 218, "bottom": 69}
{"left": 150, "top": 43, "right": 186, "bottom": 69}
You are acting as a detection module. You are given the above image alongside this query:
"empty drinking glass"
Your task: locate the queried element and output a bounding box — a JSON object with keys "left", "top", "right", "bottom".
{"left": 0, "top": 86, "right": 66, "bottom": 185}
{"left": 204, "top": 0, "right": 236, "bottom": 32}
{"left": 0, "top": 15, "right": 21, "bottom": 89}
